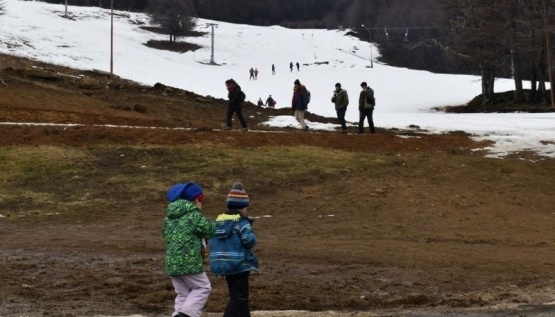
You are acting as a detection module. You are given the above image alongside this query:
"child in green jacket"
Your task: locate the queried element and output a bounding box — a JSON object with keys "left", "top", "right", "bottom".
{"left": 163, "top": 182, "right": 216, "bottom": 317}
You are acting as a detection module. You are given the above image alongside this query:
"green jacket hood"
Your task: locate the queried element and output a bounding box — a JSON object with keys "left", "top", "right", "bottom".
{"left": 166, "top": 199, "right": 197, "bottom": 219}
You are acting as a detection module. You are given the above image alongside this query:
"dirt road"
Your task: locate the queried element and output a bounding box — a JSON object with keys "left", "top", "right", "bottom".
{"left": 1, "top": 54, "right": 555, "bottom": 317}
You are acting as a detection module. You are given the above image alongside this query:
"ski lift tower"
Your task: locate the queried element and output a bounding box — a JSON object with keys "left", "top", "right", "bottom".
{"left": 207, "top": 23, "right": 218, "bottom": 65}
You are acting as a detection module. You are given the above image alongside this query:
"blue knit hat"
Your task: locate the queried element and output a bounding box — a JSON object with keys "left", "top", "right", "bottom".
{"left": 226, "top": 182, "right": 250, "bottom": 209}
{"left": 167, "top": 182, "right": 203, "bottom": 202}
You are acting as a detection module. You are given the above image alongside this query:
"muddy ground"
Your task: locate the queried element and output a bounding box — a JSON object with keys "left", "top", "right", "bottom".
{"left": 1, "top": 54, "right": 555, "bottom": 317}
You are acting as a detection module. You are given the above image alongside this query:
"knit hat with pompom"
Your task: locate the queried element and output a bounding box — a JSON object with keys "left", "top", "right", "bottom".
{"left": 226, "top": 182, "right": 250, "bottom": 209}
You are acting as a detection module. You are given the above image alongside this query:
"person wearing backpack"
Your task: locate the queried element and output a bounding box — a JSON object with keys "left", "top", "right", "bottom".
{"left": 292, "top": 79, "right": 310, "bottom": 131}
{"left": 225, "top": 79, "right": 248, "bottom": 131}
{"left": 331, "top": 82, "right": 349, "bottom": 132}
{"left": 357, "top": 81, "right": 376, "bottom": 134}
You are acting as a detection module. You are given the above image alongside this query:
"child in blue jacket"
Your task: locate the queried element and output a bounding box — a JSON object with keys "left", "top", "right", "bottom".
{"left": 210, "top": 182, "right": 259, "bottom": 317}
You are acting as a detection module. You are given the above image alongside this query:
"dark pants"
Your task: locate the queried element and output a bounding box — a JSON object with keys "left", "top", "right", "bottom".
{"left": 336, "top": 108, "right": 347, "bottom": 130}
{"left": 358, "top": 108, "right": 375, "bottom": 133}
{"left": 227, "top": 106, "right": 248, "bottom": 129}
{"left": 224, "top": 271, "right": 251, "bottom": 317}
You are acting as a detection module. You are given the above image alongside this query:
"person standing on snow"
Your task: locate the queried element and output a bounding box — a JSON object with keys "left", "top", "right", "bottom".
{"left": 331, "top": 82, "right": 349, "bottom": 132}
{"left": 357, "top": 81, "right": 376, "bottom": 134}
{"left": 292, "top": 79, "right": 309, "bottom": 131}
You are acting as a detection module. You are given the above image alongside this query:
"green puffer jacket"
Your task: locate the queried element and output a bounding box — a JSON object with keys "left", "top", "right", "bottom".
{"left": 331, "top": 89, "right": 349, "bottom": 110}
{"left": 163, "top": 200, "right": 216, "bottom": 276}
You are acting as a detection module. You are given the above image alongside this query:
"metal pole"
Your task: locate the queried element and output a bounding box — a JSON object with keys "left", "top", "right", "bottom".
{"left": 210, "top": 24, "right": 215, "bottom": 64}
{"left": 543, "top": 0, "right": 555, "bottom": 108}
{"left": 64, "top": 0, "right": 68, "bottom": 17}
{"left": 362, "top": 24, "right": 373, "bottom": 68}
{"left": 207, "top": 23, "right": 218, "bottom": 65}
{"left": 110, "top": 0, "right": 114, "bottom": 79}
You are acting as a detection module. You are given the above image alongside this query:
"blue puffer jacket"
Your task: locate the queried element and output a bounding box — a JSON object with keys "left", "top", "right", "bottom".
{"left": 209, "top": 211, "right": 259, "bottom": 276}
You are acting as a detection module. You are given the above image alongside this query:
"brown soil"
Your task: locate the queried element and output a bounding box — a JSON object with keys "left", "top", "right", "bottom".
{"left": 1, "top": 53, "right": 555, "bottom": 317}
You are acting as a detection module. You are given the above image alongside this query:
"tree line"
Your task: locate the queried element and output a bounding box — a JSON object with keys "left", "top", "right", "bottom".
{"left": 32, "top": 0, "right": 555, "bottom": 106}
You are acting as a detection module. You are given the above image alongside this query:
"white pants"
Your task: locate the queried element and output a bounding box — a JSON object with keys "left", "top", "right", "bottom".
{"left": 294, "top": 110, "right": 306, "bottom": 129}
{"left": 170, "top": 272, "right": 211, "bottom": 317}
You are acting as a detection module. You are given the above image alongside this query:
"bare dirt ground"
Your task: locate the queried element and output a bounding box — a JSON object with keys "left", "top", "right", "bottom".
{"left": 1, "top": 54, "right": 555, "bottom": 317}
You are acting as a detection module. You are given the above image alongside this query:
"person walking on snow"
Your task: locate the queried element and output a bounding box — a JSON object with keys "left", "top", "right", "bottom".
{"left": 225, "top": 79, "right": 248, "bottom": 131}
{"left": 249, "top": 68, "right": 254, "bottom": 80}
{"left": 292, "top": 79, "right": 309, "bottom": 130}
{"left": 272, "top": 64, "right": 275, "bottom": 75}
{"left": 331, "top": 82, "right": 349, "bottom": 132}
{"left": 357, "top": 81, "right": 376, "bottom": 134}
{"left": 289, "top": 62, "right": 293, "bottom": 72}
{"left": 163, "top": 182, "right": 216, "bottom": 317}
{"left": 254, "top": 68, "right": 258, "bottom": 80}
{"left": 296, "top": 62, "right": 300, "bottom": 71}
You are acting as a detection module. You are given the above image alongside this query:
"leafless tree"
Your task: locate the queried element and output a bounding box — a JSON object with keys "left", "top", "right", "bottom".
{"left": 441, "top": 1, "right": 512, "bottom": 103}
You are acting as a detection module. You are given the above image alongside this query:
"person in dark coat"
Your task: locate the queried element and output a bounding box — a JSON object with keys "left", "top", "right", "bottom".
{"left": 292, "top": 79, "right": 309, "bottom": 130}
{"left": 357, "top": 81, "right": 376, "bottom": 133}
{"left": 265, "top": 95, "right": 276, "bottom": 108}
{"left": 225, "top": 79, "right": 248, "bottom": 131}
